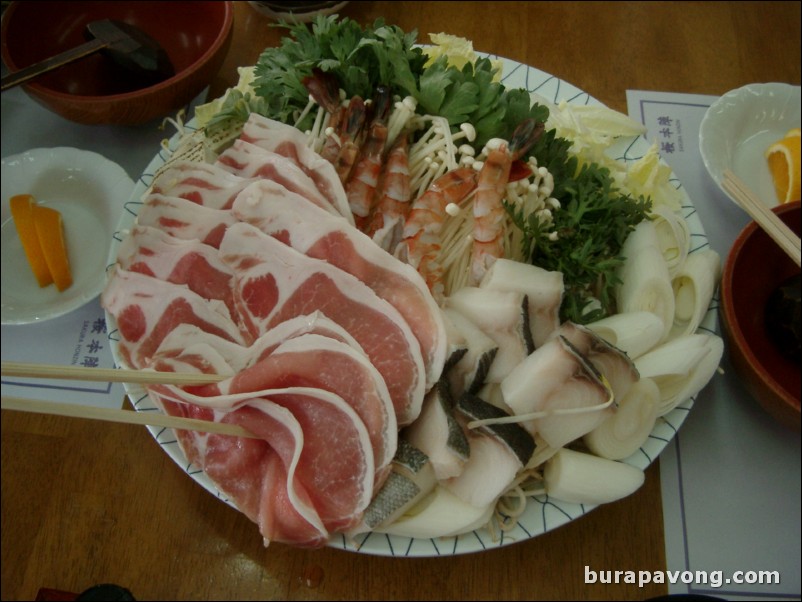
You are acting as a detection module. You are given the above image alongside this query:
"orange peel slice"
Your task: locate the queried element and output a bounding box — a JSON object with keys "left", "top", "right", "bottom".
{"left": 32, "top": 204, "right": 73, "bottom": 292}
{"left": 9, "top": 194, "right": 54, "bottom": 288}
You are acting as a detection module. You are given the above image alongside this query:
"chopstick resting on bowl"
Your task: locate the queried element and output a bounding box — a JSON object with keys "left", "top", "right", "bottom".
{"left": 721, "top": 169, "right": 801, "bottom": 267}
{"left": 1, "top": 362, "right": 255, "bottom": 438}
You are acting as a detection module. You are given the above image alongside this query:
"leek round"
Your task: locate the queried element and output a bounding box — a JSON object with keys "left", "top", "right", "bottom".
{"left": 585, "top": 311, "right": 665, "bottom": 359}
{"left": 615, "top": 221, "right": 675, "bottom": 342}
{"left": 583, "top": 377, "right": 660, "bottom": 460}
{"left": 543, "top": 447, "right": 645, "bottom": 505}
{"left": 651, "top": 205, "right": 691, "bottom": 276}
{"left": 635, "top": 334, "right": 724, "bottom": 415}
{"left": 669, "top": 249, "right": 721, "bottom": 340}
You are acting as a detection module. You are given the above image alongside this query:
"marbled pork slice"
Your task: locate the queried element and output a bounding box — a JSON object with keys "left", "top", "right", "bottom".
{"left": 239, "top": 113, "right": 353, "bottom": 223}
{"left": 135, "top": 193, "right": 237, "bottom": 249}
{"left": 116, "top": 226, "right": 240, "bottom": 326}
{"left": 157, "top": 398, "right": 329, "bottom": 548}
{"left": 146, "top": 313, "right": 370, "bottom": 409}
{"left": 101, "top": 267, "right": 248, "bottom": 369}
{"left": 232, "top": 179, "right": 447, "bottom": 391}
{"left": 150, "top": 160, "right": 258, "bottom": 209}
{"left": 216, "top": 139, "right": 342, "bottom": 219}
{"left": 163, "top": 333, "right": 396, "bottom": 487}
{"left": 219, "top": 222, "right": 426, "bottom": 426}
{"left": 152, "top": 312, "right": 366, "bottom": 375}
{"left": 156, "top": 388, "right": 374, "bottom": 538}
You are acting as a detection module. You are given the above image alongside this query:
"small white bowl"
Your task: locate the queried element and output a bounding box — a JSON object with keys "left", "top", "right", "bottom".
{"left": 699, "top": 82, "right": 801, "bottom": 208}
{"left": 1, "top": 148, "right": 134, "bottom": 325}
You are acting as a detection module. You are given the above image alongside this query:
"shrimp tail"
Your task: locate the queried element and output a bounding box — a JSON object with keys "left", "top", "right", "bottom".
{"left": 334, "top": 97, "right": 367, "bottom": 182}
{"left": 509, "top": 118, "right": 545, "bottom": 159}
{"left": 301, "top": 68, "right": 341, "bottom": 113}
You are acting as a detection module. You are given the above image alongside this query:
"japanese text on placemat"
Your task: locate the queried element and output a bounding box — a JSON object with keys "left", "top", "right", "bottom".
{"left": 71, "top": 318, "right": 108, "bottom": 368}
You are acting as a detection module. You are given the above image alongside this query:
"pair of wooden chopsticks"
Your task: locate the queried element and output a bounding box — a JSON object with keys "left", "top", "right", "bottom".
{"left": 721, "top": 169, "right": 802, "bottom": 267}
{"left": 1, "top": 361, "right": 257, "bottom": 438}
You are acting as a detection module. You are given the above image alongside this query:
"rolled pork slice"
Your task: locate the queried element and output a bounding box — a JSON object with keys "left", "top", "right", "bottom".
{"left": 155, "top": 333, "right": 397, "bottom": 487}
{"left": 156, "top": 388, "right": 374, "bottom": 545}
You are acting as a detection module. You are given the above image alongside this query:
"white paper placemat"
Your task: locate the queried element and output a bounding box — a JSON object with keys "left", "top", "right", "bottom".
{"left": 627, "top": 90, "right": 801, "bottom": 601}
{"left": 1, "top": 298, "right": 125, "bottom": 409}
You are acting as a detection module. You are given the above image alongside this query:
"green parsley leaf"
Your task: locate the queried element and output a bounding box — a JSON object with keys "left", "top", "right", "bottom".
{"left": 506, "top": 139, "right": 652, "bottom": 324}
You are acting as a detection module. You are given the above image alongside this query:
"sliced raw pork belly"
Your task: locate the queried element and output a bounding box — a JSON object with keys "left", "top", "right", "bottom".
{"left": 219, "top": 222, "right": 426, "bottom": 426}
{"left": 162, "top": 401, "right": 328, "bottom": 548}
{"left": 115, "top": 226, "right": 239, "bottom": 324}
{"left": 101, "top": 267, "right": 248, "bottom": 369}
{"left": 151, "top": 160, "right": 258, "bottom": 209}
{"left": 153, "top": 312, "right": 366, "bottom": 374}
{"left": 151, "top": 332, "right": 397, "bottom": 486}
{"left": 217, "top": 139, "right": 343, "bottom": 220}
{"left": 158, "top": 387, "right": 375, "bottom": 545}
{"left": 239, "top": 113, "right": 353, "bottom": 223}
{"left": 135, "top": 193, "right": 237, "bottom": 249}
{"left": 232, "top": 180, "right": 447, "bottom": 390}
{"left": 208, "top": 334, "right": 396, "bottom": 481}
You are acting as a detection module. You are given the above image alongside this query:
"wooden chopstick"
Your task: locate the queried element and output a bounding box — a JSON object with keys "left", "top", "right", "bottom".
{"left": 721, "top": 169, "right": 802, "bottom": 267}
{"left": 1, "top": 361, "right": 227, "bottom": 385}
{"left": 1, "top": 396, "right": 258, "bottom": 438}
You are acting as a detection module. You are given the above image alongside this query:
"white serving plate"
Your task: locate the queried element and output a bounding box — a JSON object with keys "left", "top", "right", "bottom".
{"left": 105, "top": 55, "right": 716, "bottom": 557}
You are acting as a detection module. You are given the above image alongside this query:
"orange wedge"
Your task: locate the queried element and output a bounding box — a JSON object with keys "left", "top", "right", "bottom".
{"left": 765, "top": 127, "right": 801, "bottom": 204}
{"left": 32, "top": 204, "right": 73, "bottom": 292}
{"left": 9, "top": 194, "right": 54, "bottom": 288}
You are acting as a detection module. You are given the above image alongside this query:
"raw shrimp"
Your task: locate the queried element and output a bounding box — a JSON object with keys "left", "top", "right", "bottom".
{"left": 302, "top": 68, "right": 344, "bottom": 163}
{"left": 399, "top": 166, "right": 477, "bottom": 296}
{"left": 346, "top": 86, "right": 391, "bottom": 228}
{"left": 366, "top": 133, "right": 411, "bottom": 252}
{"left": 334, "top": 97, "right": 367, "bottom": 183}
{"left": 469, "top": 119, "right": 543, "bottom": 285}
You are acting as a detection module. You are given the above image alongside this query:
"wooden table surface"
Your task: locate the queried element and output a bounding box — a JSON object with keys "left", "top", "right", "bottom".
{"left": 2, "top": 2, "right": 800, "bottom": 600}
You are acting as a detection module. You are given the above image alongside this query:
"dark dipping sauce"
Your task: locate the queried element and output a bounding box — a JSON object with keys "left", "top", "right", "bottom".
{"left": 765, "top": 273, "right": 801, "bottom": 363}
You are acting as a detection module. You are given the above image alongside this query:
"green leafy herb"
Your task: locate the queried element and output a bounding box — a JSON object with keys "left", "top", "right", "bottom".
{"left": 207, "top": 15, "right": 426, "bottom": 135}
{"left": 506, "top": 138, "right": 652, "bottom": 324}
{"left": 204, "top": 15, "right": 548, "bottom": 150}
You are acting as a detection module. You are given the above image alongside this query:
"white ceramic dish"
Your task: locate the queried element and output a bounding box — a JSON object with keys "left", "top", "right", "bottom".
{"left": 699, "top": 82, "right": 801, "bottom": 208}
{"left": 1, "top": 147, "right": 134, "bottom": 325}
{"left": 106, "top": 55, "right": 716, "bottom": 557}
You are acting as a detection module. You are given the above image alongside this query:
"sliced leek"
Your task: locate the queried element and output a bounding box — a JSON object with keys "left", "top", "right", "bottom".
{"left": 635, "top": 334, "right": 724, "bottom": 416}
{"left": 615, "top": 220, "right": 676, "bottom": 342}
{"left": 584, "top": 377, "right": 660, "bottom": 460}
{"left": 651, "top": 205, "right": 691, "bottom": 276}
{"left": 669, "top": 249, "right": 721, "bottom": 340}
{"left": 543, "top": 447, "right": 645, "bottom": 505}
{"left": 585, "top": 311, "right": 665, "bottom": 359}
